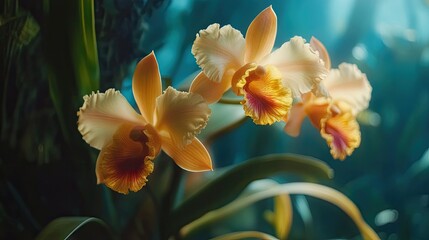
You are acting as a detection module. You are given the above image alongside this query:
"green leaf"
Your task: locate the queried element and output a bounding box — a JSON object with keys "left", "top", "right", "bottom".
{"left": 36, "top": 217, "right": 114, "bottom": 240}
{"left": 166, "top": 153, "right": 333, "bottom": 237}
{"left": 182, "top": 183, "right": 379, "bottom": 240}
{"left": 43, "top": 0, "right": 99, "bottom": 142}
{"left": 199, "top": 102, "right": 246, "bottom": 142}
{"left": 403, "top": 148, "right": 429, "bottom": 182}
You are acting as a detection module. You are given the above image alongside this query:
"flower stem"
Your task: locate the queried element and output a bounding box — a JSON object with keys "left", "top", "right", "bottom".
{"left": 160, "top": 158, "right": 183, "bottom": 239}
{"left": 218, "top": 97, "right": 242, "bottom": 105}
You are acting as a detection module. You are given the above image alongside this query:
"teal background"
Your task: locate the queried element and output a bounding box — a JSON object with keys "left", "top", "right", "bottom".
{"left": 1, "top": 0, "right": 429, "bottom": 239}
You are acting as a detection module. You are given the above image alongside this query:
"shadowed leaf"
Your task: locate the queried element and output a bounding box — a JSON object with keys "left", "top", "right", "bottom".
{"left": 182, "top": 183, "right": 379, "bottom": 240}
{"left": 36, "top": 217, "right": 113, "bottom": 240}
{"left": 44, "top": 0, "right": 99, "bottom": 142}
{"left": 167, "top": 153, "right": 333, "bottom": 237}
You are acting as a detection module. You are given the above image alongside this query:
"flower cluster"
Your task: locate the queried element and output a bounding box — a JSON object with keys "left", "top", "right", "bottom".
{"left": 77, "top": 6, "right": 371, "bottom": 194}
{"left": 190, "top": 6, "right": 372, "bottom": 160}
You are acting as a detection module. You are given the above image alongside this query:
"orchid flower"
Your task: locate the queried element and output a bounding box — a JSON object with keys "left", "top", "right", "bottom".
{"left": 189, "top": 6, "right": 327, "bottom": 125}
{"left": 77, "top": 52, "right": 212, "bottom": 194}
{"left": 285, "top": 37, "right": 372, "bottom": 160}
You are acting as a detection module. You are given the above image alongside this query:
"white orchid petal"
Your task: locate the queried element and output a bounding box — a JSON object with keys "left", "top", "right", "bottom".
{"left": 324, "top": 63, "right": 372, "bottom": 115}
{"left": 77, "top": 89, "right": 144, "bottom": 150}
{"left": 192, "top": 24, "right": 245, "bottom": 82}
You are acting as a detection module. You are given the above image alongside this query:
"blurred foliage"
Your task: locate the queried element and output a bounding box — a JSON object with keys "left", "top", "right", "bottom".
{"left": 43, "top": 0, "right": 99, "bottom": 142}
{"left": 167, "top": 154, "right": 333, "bottom": 238}
{"left": 35, "top": 217, "right": 113, "bottom": 240}
{"left": 1, "top": 0, "right": 429, "bottom": 239}
{"left": 182, "top": 181, "right": 379, "bottom": 240}
{"left": 95, "top": 0, "right": 170, "bottom": 89}
{"left": 0, "top": 0, "right": 168, "bottom": 239}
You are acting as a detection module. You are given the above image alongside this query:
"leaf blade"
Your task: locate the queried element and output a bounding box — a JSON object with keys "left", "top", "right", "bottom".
{"left": 167, "top": 153, "right": 333, "bottom": 236}
{"left": 36, "top": 217, "right": 113, "bottom": 240}
{"left": 182, "top": 183, "right": 379, "bottom": 240}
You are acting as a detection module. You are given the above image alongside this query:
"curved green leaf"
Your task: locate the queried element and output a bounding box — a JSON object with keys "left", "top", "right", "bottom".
{"left": 166, "top": 153, "right": 333, "bottom": 237}
{"left": 182, "top": 183, "right": 379, "bottom": 240}
{"left": 36, "top": 217, "right": 113, "bottom": 240}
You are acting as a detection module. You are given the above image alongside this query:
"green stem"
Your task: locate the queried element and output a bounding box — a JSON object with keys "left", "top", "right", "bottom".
{"left": 218, "top": 97, "right": 242, "bottom": 105}
{"left": 161, "top": 160, "right": 183, "bottom": 239}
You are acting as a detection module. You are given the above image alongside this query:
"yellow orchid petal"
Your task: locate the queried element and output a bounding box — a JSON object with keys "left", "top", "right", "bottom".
{"left": 324, "top": 63, "right": 372, "bottom": 115}
{"left": 77, "top": 89, "right": 144, "bottom": 150}
{"left": 244, "top": 6, "right": 277, "bottom": 63}
{"left": 262, "top": 36, "right": 328, "bottom": 98}
{"left": 310, "top": 36, "right": 331, "bottom": 69}
{"left": 284, "top": 102, "right": 306, "bottom": 137}
{"left": 189, "top": 71, "right": 233, "bottom": 104}
{"left": 155, "top": 87, "right": 211, "bottom": 148}
{"left": 161, "top": 136, "right": 213, "bottom": 172}
{"left": 96, "top": 123, "right": 161, "bottom": 194}
{"left": 321, "top": 101, "right": 361, "bottom": 160}
{"left": 192, "top": 23, "right": 245, "bottom": 82}
{"left": 132, "top": 51, "right": 162, "bottom": 124}
{"left": 233, "top": 64, "right": 292, "bottom": 125}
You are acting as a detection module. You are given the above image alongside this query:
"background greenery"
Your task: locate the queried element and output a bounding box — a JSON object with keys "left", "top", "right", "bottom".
{"left": 1, "top": 0, "right": 428, "bottom": 239}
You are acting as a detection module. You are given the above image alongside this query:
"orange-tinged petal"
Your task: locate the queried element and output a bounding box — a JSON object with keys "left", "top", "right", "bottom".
{"left": 192, "top": 24, "right": 245, "bottom": 82}
{"left": 189, "top": 71, "right": 233, "bottom": 104}
{"left": 235, "top": 65, "right": 292, "bottom": 125}
{"left": 77, "top": 89, "right": 144, "bottom": 150}
{"left": 244, "top": 6, "right": 277, "bottom": 63}
{"left": 161, "top": 136, "right": 213, "bottom": 172}
{"left": 96, "top": 123, "right": 161, "bottom": 194}
{"left": 320, "top": 101, "right": 361, "bottom": 160}
{"left": 304, "top": 96, "right": 330, "bottom": 130}
{"left": 262, "top": 36, "right": 328, "bottom": 98}
{"left": 132, "top": 51, "right": 162, "bottom": 124}
{"left": 155, "top": 87, "right": 211, "bottom": 148}
{"left": 284, "top": 102, "right": 306, "bottom": 137}
{"left": 323, "top": 63, "right": 372, "bottom": 115}
{"left": 310, "top": 37, "right": 331, "bottom": 70}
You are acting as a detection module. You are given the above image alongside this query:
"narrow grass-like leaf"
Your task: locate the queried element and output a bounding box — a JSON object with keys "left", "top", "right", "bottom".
{"left": 43, "top": 0, "right": 99, "bottom": 142}
{"left": 166, "top": 154, "right": 333, "bottom": 237}
{"left": 36, "top": 217, "right": 113, "bottom": 240}
{"left": 74, "top": 0, "right": 100, "bottom": 96}
{"left": 182, "top": 183, "right": 379, "bottom": 240}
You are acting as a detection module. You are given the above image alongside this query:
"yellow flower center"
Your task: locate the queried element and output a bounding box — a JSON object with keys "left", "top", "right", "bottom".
{"left": 230, "top": 63, "right": 292, "bottom": 125}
